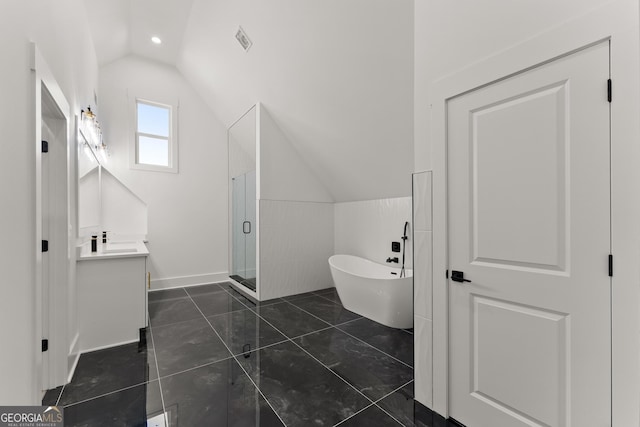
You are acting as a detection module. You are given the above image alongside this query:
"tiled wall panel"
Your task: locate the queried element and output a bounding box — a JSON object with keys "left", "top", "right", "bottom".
{"left": 413, "top": 172, "right": 432, "bottom": 232}
{"left": 414, "top": 231, "right": 433, "bottom": 320}
{"left": 334, "top": 197, "right": 412, "bottom": 268}
{"left": 259, "top": 200, "right": 334, "bottom": 300}
{"left": 414, "top": 315, "right": 433, "bottom": 407}
{"left": 413, "top": 171, "right": 433, "bottom": 408}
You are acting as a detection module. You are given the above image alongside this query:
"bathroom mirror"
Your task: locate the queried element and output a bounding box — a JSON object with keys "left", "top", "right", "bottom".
{"left": 228, "top": 105, "right": 257, "bottom": 295}
{"left": 77, "top": 122, "right": 101, "bottom": 235}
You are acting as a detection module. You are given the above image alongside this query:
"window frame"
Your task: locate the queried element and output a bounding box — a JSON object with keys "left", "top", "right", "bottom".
{"left": 130, "top": 98, "right": 178, "bottom": 173}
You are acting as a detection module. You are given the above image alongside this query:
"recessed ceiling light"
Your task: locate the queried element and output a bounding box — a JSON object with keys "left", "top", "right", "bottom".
{"left": 151, "top": 36, "right": 162, "bottom": 45}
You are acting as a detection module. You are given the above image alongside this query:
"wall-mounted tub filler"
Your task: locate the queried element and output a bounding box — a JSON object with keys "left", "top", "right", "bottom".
{"left": 400, "top": 221, "right": 409, "bottom": 278}
{"left": 328, "top": 254, "right": 413, "bottom": 329}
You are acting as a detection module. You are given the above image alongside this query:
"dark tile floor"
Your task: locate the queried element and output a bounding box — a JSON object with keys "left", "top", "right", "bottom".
{"left": 43, "top": 282, "right": 455, "bottom": 426}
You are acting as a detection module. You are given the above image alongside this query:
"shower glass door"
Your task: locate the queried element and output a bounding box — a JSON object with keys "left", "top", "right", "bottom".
{"left": 228, "top": 105, "right": 257, "bottom": 293}
{"left": 231, "top": 171, "right": 256, "bottom": 290}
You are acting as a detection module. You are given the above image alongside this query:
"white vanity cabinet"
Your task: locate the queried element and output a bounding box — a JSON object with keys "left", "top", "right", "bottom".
{"left": 77, "top": 241, "right": 149, "bottom": 351}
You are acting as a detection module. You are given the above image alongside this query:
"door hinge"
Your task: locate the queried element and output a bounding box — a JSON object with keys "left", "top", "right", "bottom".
{"left": 41, "top": 140, "right": 49, "bottom": 153}
{"left": 608, "top": 254, "right": 613, "bottom": 277}
{"left": 42, "top": 240, "right": 48, "bottom": 252}
{"left": 607, "top": 79, "right": 612, "bottom": 103}
{"left": 41, "top": 339, "right": 48, "bottom": 352}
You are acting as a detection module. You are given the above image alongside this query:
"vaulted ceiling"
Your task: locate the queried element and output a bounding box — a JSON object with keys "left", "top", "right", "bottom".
{"left": 84, "top": 0, "right": 414, "bottom": 202}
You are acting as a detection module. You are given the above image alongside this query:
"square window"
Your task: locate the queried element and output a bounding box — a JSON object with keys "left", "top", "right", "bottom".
{"left": 132, "top": 99, "right": 177, "bottom": 172}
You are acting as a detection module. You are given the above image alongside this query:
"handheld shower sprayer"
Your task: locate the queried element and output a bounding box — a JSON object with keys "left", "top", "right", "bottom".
{"left": 400, "top": 221, "right": 409, "bottom": 278}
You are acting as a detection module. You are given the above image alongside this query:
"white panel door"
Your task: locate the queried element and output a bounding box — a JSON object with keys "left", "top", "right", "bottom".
{"left": 448, "top": 42, "right": 610, "bottom": 427}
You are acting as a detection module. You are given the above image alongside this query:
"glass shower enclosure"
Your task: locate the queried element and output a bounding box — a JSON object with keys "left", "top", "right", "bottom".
{"left": 228, "top": 106, "right": 257, "bottom": 293}
{"left": 231, "top": 171, "right": 256, "bottom": 290}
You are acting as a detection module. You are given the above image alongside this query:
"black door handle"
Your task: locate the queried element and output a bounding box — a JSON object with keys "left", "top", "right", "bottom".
{"left": 243, "top": 221, "right": 251, "bottom": 234}
{"left": 451, "top": 270, "right": 471, "bottom": 283}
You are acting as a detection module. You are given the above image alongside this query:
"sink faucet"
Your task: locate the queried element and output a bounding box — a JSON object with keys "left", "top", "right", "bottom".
{"left": 386, "top": 257, "right": 399, "bottom": 263}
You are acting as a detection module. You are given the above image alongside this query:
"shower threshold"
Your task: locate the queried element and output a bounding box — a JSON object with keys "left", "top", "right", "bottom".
{"left": 230, "top": 275, "right": 256, "bottom": 291}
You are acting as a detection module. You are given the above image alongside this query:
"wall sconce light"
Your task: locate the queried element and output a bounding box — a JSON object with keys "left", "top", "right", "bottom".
{"left": 80, "top": 106, "right": 108, "bottom": 160}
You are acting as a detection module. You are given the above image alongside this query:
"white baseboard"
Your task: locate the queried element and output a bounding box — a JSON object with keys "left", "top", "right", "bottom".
{"left": 67, "top": 333, "right": 80, "bottom": 383}
{"left": 80, "top": 338, "right": 140, "bottom": 355}
{"left": 149, "top": 272, "right": 229, "bottom": 291}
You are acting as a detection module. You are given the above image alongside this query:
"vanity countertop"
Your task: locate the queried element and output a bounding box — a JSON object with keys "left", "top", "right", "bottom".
{"left": 77, "top": 240, "right": 149, "bottom": 261}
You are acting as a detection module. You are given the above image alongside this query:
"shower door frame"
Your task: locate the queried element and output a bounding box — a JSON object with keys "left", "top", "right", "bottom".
{"left": 227, "top": 104, "right": 260, "bottom": 300}
{"left": 230, "top": 170, "right": 257, "bottom": 291}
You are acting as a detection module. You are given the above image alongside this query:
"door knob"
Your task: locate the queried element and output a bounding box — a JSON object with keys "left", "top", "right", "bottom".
{"left": 451, "top": 270, "right": 471, "bottom": 283}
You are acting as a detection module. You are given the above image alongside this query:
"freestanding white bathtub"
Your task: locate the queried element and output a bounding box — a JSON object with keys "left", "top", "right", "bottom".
{"left": 328, "top": 254, "right": 413, "bottom": 329}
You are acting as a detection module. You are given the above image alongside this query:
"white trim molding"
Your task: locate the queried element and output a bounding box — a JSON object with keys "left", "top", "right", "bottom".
{"left": 31, "top": 42, "right": 72, "bottom": 400}
{"left": 129, "top": 95, "right": 179, "bottom": 174}
{"left": 149, "top": 272, "right": 230, "bottom": 290}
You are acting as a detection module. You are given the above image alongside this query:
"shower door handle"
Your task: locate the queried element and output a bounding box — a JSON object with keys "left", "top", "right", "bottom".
{"left": 243, "top": 221, "right": 251, "bottom": 234}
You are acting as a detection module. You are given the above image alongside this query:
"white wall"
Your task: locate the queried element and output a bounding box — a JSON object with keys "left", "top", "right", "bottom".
{"left": 101, "top": 169, "right": 148, "bottom": 238}
{"left": 256, "top": 104, "right": 334, "bottom": 299}
{"left": 180, "top": 0, "right": 414, "bottom": 202}
{"left": 98, "top": 56, "right": 228, "bottom": 289}
{"left": 0, "top": 0, "right": 98, "bottom": 404}
{"left": 259, "top": 105, "right": 332, "bottom": 203}
{"left": 414, "top": 0, "right": 616, "bottom": 171}
{"left": 334, "top": 197, "right": 412, "bottom": 269}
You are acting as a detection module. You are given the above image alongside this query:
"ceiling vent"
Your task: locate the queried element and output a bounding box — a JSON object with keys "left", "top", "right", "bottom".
{"left": 235, "top": 26, "right": 252, "bottom": 52}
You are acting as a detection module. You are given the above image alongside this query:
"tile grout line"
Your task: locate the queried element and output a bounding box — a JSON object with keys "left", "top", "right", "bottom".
{"left": 280, "top": 299, "right": 337, "bottom": 327}
{"left": 166, "top": 285, "right": 412, "bottom": 426}
{"left": 312, "top": 292, "right": 342, "bottom": 305}
{"left": 56, "top": 338, "right": 161, "bottom": 410}
{"left": 184, "top": 291, "right": 290, "bottom": 427}
{"left": 59, "top": 379, "right": 161, "bottom": 410}
{"left": 168, "top": 285, "right": 412, "bottom": 371}
{"left": 332, "top": 380, "right": 414, "bottom": 427}
{"left": 288, "top": 324, "right": 335, "bottom": 340}
{"left": 153, "top": 326, "right": 341, "bottom": 382}
{"left": 151, "top": 305, "right": 251, "bottom": 329}
{"left": 332, "top": 316, "right": 364, "bottom": 328}
{"left": 247, "top": 301, "right": 377, "bottom": 409}
{"left": 57, "top": 286, "right": 269, "bottom": 416}
{"left": 283, "top": 298, "right": 414, "bottom": 370}
{"left": 150, "top": 285, "right": 253, "bottom": 331}
{"left": 310, "top": 289, "right": 413, "bottom": 337}
{"left": 186, "top": 284, "right": 255, "bottom": 319}
{"left": 331, "top": 402, "right": 377, "bottom": 427}
{"left": 372, "top": 379, "right": 413, "bottom": 405}
{"left": 220, "top": 285, "right": 412, "bottom": 425}
{"left": 155, "top": 355, "right": 235, "bottom": 381}
{"left": 334, "top": 325, "right": 414, "bottom": 370}
{"left": 147, "top": 315, "right": 169, "bottom": 427}
{"left": 371, "top": 379, "right": 415, "bottom": 427}
{"left": 54, "top": 384, "right": 65, "bottom": 407}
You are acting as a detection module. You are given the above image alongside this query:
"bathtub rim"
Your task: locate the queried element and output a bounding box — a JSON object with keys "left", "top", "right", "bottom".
{"left": 328, "top": 254, "right": 413, "bottom": 280}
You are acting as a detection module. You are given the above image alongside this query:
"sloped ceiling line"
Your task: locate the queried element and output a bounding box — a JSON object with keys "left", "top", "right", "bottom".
{"left": 85, "top": 0, "right": 415, "bottom": 202}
